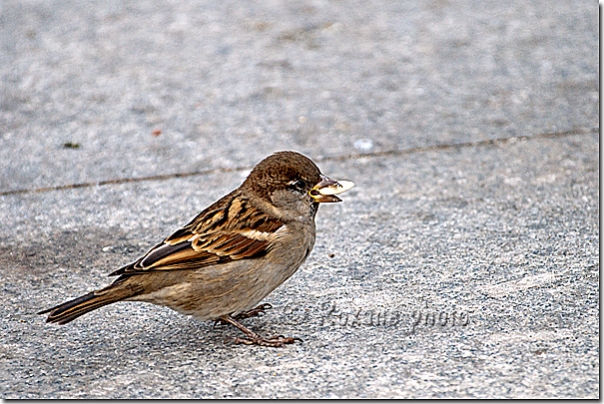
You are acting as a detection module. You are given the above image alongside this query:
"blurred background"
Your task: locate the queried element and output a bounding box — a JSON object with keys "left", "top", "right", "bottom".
{"left": 0, "top": 0, "right": 597, "bottom": 193}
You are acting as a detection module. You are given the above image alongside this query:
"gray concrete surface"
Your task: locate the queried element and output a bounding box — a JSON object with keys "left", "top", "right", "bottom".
{"left": 0, "top": 0, "right": 598, "bottom": 399}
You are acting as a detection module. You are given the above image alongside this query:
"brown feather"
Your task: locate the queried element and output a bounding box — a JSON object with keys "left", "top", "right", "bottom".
{"left": 109, "top": 193, "right": 284, "bottom": 277}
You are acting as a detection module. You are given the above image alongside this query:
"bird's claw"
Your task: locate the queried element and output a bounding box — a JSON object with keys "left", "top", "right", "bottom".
{"left": 213, "top": 303, "right": 273, "bottom": 328}
{"left": 235, "top": 303, "right": 273, "bottom": 320}
{"left": 231, "top": 334, "right": 301, "bottom": 347}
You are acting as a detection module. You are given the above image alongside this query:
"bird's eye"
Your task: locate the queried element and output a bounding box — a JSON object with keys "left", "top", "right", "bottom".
{"left": 287, "top": 179, "right": 306, "bottom": 192}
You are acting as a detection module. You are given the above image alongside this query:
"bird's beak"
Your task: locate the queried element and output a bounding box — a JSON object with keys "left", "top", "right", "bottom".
{"left": 309, "top": 175, "right": 355, "bottom": 203}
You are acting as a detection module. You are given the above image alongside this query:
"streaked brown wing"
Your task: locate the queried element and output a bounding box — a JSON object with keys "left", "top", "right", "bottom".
{"left": 109, "top": 233, "right": 269, "bottom": 276}
{"left": 109, "top": 193, "right": 284, "bottom": 277}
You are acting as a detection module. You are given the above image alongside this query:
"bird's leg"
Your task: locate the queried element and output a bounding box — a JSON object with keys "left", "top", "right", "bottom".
{"left": 213, "top": 303, "right": 272, "bottom": 328}
{"left": 218, "top": 314, "right": 302, "bottom": 347}
{"left": 234, "top": 303, "right": 273, "bottom": 320}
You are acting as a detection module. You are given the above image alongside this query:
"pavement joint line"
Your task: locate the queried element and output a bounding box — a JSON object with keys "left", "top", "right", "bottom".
{"left": 1, "top": 126, "right": 597, "bottom": 197}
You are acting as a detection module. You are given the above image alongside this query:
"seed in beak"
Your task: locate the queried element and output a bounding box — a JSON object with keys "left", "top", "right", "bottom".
{"left": 315, "top": 180, "right": 355, "bottom": 196}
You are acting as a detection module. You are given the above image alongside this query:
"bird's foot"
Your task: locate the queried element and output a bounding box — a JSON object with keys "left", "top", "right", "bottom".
{"left": 232, "top": 334, "right": 302, "bottom": 347}
{"left": 234, "top": 303, "right": 273, "bottom": 320}
{"left": 218, "top": 313, "right": 301, "bottom": 348}
{"left": 213, "top": 303, "right": 272, "bottom": 328}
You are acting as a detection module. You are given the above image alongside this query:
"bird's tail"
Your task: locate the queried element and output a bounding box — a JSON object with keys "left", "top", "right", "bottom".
{"left": 38, "top": 283, "right": 137, "bottom": 325}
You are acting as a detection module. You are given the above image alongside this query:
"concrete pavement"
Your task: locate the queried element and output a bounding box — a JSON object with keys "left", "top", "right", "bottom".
{"left": 0, "top": 0, "right": 598, "bottom": 398}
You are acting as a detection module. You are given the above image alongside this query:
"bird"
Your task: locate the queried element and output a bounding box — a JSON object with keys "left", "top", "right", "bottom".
{"left": 38, "top": 151, "right": 354, "bottom": 347}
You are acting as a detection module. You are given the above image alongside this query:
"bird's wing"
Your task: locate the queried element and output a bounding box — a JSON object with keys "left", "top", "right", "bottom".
{"left": 109, "top": 192, "right": 284, "bottom": 277}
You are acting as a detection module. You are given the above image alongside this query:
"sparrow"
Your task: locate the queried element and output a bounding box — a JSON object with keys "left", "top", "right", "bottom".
{"left": 38, "top": 151, "right": 354, "bottom": 347}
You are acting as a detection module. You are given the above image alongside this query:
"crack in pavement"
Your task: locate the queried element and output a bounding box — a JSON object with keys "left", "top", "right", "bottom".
{"left": 1, "top": 126, "right": 597, "bottom": 197}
